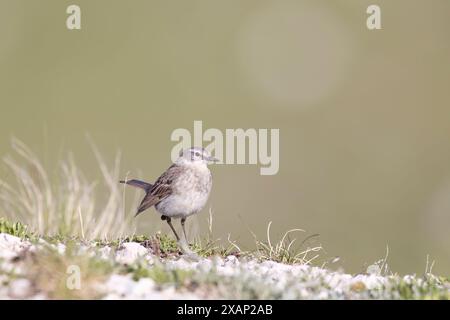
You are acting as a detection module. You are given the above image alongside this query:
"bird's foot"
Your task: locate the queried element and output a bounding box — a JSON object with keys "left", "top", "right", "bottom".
{"left": 182, "top": 251, "right": 201, "bottom": 261}
{"left": 178, "top": 240, "right": 200, "bottom": 261}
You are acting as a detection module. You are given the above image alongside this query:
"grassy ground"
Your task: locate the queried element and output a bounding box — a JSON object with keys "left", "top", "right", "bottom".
{"left": 0, "top": 218, "right": 449, "bottom": 300}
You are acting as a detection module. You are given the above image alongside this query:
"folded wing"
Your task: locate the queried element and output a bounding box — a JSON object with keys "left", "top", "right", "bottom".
{"left": 133, "top": 164, "right": 183, "bottom": 216}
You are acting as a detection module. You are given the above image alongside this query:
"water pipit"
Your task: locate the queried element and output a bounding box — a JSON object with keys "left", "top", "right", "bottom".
{"left": 120, "top": 147, "right": 217, "bottom": 258}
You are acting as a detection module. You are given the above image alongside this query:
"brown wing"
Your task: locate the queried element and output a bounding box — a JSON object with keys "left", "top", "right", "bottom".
{"left": 135, "top": 164, "right": 182, "bottom": 216}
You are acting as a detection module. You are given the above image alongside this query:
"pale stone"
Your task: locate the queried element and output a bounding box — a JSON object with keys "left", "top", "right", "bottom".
{"left": 115, "top": 242, "right": 148, "bottom": 265}
{"left": 8, "top": 278, "right": 32, "bottom": 299}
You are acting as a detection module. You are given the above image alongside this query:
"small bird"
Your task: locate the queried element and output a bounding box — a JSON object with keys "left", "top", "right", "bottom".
{"left": 120, "top": 147, "right": 218, "bottom": 256}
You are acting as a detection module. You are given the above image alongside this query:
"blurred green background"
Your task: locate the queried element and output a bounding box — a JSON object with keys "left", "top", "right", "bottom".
{"left": 1, "top": 0, "right": 449, "bottom": 275}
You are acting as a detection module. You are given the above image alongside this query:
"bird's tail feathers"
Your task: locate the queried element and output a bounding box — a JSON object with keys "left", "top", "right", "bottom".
{"left": 119, "top": 179, "right": 153, "bottom": 192}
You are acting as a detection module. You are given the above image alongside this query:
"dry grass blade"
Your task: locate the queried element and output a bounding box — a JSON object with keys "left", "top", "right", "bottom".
{"left": 253, "top": 221, "right": 322, "bottom": 265}
{"left": 0, "top": 138, "right": 137, "bottom": 240}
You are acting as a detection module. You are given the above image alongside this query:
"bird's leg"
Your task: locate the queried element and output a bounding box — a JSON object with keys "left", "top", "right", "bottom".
{"left": 165, "top": 217, "right": 180, "bottom": 241}
{"left": 178, "top": 217, "right": 190, "bottom": 252}
{"left": 177, "top": 217, "right": 199, "bottom": 261}
{"left": 181, "top": 218, "right": 188, "bottom": 243}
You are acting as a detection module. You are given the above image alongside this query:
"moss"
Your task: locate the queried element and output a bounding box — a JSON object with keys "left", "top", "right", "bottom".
{"left": 125, "top": 262, "right": 193, "bottom": 286}
{"left": 128, "top": 263, "right": 152, "bottom": 281}
{"left": 0, "top": 218, "right": 33, "bottom": 239}
{"left": 377, "top": 275, "right": 450, "bottom": 300}
{"left": 156, "top": 233, "right": 179, "bottom": 255}
{"left": 148, "top": 267, "right": 193, "bottom": 286}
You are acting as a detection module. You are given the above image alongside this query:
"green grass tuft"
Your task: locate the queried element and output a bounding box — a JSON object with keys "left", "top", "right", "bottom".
{"left": 0, "top": 218, "right": 32, "bottom": 238}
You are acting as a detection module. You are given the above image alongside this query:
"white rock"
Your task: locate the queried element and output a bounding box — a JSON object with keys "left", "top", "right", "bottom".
{"left": 98, "top": 246, "right": 113, "bottom": 260}
{"left": 0, "top": 233, "right": 30, "bottom": 260}
{"left": 100, "top": 275, "right": 200, "bottom": 300}
{"left": 261, "top": 260, "right": 279, "bottom": 269}
{"left": 167, "top": 257, "right": 195, "bottom": 270}
{"left": 29, "top": 293, "right": 48, "bottom": 300}
{"left": 217, "top": 265, "right": 237, "bottom": 277}
{"left": 115, "top": 242, "right": 148, "bottom": 264}
{"left": 131, "top": 278, "right": 156, "bottom": 297}
{"left": 77, "top": 244, "right": 91, "bottom": 255}
{"left": 353, "top": 274, "right": 386, "bottom": 289}
{"left": 0, "top": 287, "right": 8, "bottom": 299}
{"left": 103, "top": 274, "right": 135, "bottom": 297}
{"left": 366, "top": 264, "right": 381, "bottom": 275}
{"left": 224, "top": 255, "right": 239, "bottom": 265}
{"left": 197, "top": 258, "right": 213, "bottom": 271}
{"left": 317, "top": 291, "right": 330, "bottom": 299}
{"left": 46, "top": 243, "right": 66, "bottom": 255}
{"left": 8, "top": 278, "right": 32, "bottom": 299}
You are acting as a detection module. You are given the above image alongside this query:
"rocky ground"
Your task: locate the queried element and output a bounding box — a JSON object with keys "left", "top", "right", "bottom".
{"left": 0, "top": 232, "right": 449, "bottom": 299}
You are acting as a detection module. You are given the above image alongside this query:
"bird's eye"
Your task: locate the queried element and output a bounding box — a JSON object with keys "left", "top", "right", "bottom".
{"left": 195, "top": 152, "right": 200, "bottom": 157}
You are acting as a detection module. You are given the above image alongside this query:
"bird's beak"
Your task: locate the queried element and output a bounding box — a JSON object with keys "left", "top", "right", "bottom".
{"left": 207, "top": 156, "right": 219, "bottom": 163}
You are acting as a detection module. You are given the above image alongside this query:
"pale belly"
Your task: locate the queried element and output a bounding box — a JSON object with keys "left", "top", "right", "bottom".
{"left": 155, "top": 163, "right": 212, "bottom": 219}
{"left": 155, "top": 190, "right": 210, "bottom": 219}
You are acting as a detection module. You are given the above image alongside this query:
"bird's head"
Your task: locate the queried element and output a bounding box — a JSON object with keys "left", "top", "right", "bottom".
{"left": 177, "top": 147, "right": 218, "bottom": 166}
